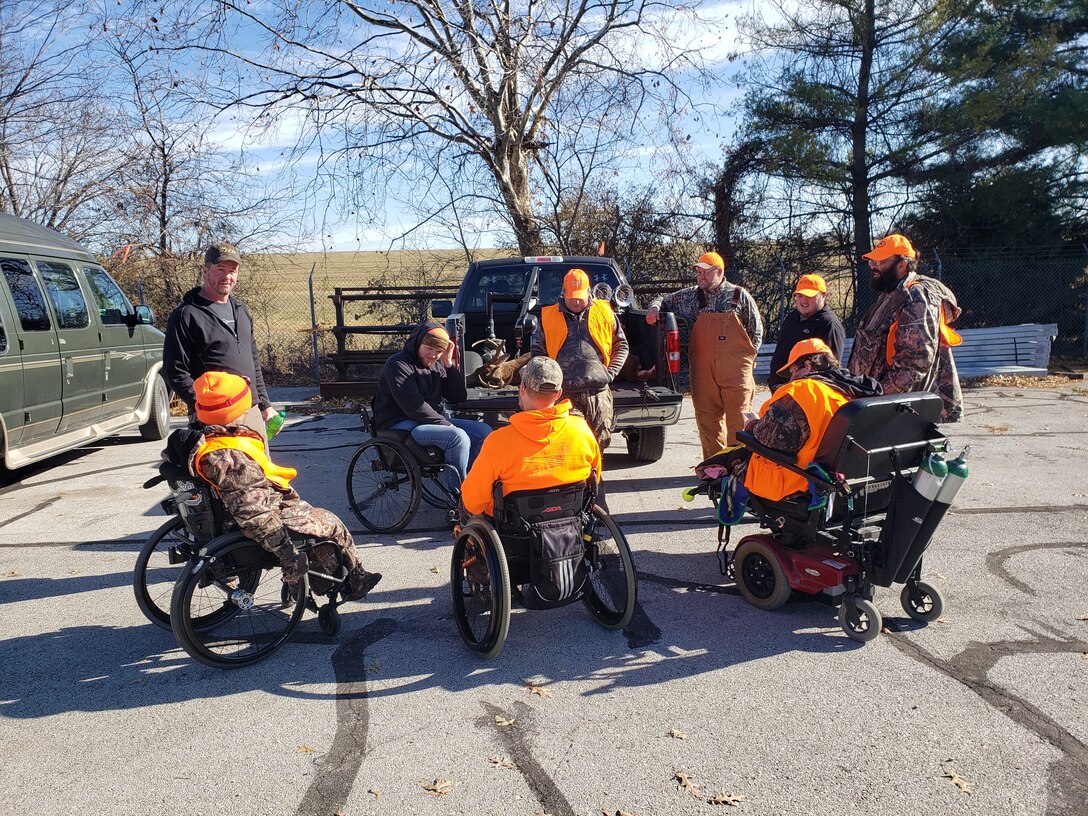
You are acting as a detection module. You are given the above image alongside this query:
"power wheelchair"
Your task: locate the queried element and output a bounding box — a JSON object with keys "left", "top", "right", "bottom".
{"left": 692, "top": 392, "right": 952, "bottom": 643}
{"left": 451, "top": 477, "right": 637, "bottom": 659}
{"left": 346, "top": 404, "right": 463, "bottom": 532}
{"left": 136, "top": 461, "right": 358, "bottom": 668}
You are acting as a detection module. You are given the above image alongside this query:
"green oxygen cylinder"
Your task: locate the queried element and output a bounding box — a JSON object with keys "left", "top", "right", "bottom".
{"left": 911, "top": 451, "right": 948, "bottom": 501}
{"left": 894, "top": 447, "right": 969, "bottom": 584}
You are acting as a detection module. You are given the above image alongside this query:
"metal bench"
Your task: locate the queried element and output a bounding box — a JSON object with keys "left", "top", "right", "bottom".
{"left": 754, "top": 323, "right": 1057, "bottom": 382}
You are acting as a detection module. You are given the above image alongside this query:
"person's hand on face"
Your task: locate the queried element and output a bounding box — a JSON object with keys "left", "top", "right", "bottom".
{"left": 440, "top": 341, "right": 456, "bottom": 368}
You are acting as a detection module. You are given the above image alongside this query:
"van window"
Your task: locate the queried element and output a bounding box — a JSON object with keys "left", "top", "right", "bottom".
{"left": 36, "top": 261, "right": 90, "bottom": 329}
{"left": 0, "top": 309, "right": 6, "bottom": 354}
{"left": 1, "top": 258, "right": 51, "bottom": 331}
{"left": 83, "top": 266, "right": 134, "bottom": 325}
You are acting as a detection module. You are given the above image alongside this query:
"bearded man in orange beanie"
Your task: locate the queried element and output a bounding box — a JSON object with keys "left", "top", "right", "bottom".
{"left": 162, "top": 371, "right": 381, "bottom": 598}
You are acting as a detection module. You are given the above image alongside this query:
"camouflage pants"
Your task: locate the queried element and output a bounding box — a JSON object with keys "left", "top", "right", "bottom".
{"left": 569, "top": 388, "right": 613, "bottom": 450}
{"left": 280, "top": 504, "right": 364, "bottom": 576}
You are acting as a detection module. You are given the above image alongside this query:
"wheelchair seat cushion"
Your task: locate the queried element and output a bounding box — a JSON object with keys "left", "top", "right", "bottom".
{"left": 375, "top": 428, "right": 444, "bottom": 465}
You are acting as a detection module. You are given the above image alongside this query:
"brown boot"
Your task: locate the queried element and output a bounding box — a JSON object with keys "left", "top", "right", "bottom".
{"left": 280, "top": 551, "right": 309, "bottom": 585}
{"left": 345, "top": 569, "right": 382, "bottom": 601}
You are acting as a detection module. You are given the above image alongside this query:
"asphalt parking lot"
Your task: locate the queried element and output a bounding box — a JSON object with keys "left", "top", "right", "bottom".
{"left": 2, "top": 385, "right": 1087, "bottom": 816}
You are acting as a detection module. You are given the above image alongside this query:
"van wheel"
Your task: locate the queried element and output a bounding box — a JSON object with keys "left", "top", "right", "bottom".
{"left": 139, "top": 375, "right": 170, "bottom": 440}
{"left": 625, "top": 427, "right": 665, "bottom": 462}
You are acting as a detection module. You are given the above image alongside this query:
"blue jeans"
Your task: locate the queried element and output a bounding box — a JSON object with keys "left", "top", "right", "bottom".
{"left": 390, "top": 417, "right": 491, "bottom": 480}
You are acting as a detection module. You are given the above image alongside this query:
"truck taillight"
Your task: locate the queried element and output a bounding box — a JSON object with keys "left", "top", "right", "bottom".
{"left": 666, "top": 329, "right": 680, "bottom": 375}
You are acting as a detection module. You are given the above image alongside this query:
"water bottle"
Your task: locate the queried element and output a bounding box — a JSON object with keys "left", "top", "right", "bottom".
{"left": 265, "top": 410, "right": 286, "bottom": 438}
{"left": 911, "top": 451, "right": 947, "bottom": 501}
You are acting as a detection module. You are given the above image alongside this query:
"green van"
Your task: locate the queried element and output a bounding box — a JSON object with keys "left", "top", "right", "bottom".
{"left": 0, "top": 214, "right": 169, "bottom": 470}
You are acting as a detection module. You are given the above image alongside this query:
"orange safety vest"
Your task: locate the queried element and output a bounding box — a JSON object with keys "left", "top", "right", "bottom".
{"left": 195, "top": 435, "right": 297, "bottom": 489}
{"left": 885, "top": 280, "right": 963, "bottom": 366}
{"left": 744, "top": 378, "right": 849, "bottom": 501}
{"left": 541, "top": 300, "right": 614, "bottom": 367}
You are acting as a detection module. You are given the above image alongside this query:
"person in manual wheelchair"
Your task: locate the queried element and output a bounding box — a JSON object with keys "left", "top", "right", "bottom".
{"left": 452, "top": 357, "right": 636, "bottom": 658}
{"left": 159, "top": 371, "right": 383, "bottom": 668}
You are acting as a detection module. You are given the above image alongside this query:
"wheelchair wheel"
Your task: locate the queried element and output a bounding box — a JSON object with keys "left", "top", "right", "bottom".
{"left": 734, "top": 537, "right": 792, "bottom": 610}
{"left": 900, "top": 580, "right": 943, "bottom": 622}
{"left": 420, "top": 465, "right": 460, "bottom": 511}
{"left": 346, "top": 439, "right": 421, "bottom": 532}
{"left": 838, "top": 594, "right": 882, "bottom": 643}
{"left": 134, "top": 517, "right": 196, "bottom": 630}
{"left": 170, "top": 534, "right": 307, "bottom": 669}
{"left": 581, "top": 505, "right": 637, "bottom": 630}
{"left": 450, "top": 520, "right": 511, "bottom": 659}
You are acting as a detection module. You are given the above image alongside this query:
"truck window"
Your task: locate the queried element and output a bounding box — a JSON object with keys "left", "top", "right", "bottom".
{"left": 536, "top": 266, "right": 620, "bottom": 306}
{"left": 466, "top": 264, "right": 621, "bottom": 310}
{"left": 1, "top": 258, "right": 51, "bottom": 331}
{"left": 83, "top": 266, "right": 134, "bottom": 325}
{"left": 36, "top": 261, "right": 90, "bottom": 329}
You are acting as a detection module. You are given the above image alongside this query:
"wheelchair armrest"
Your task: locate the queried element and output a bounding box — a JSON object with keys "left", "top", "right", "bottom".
{"left": 736, "top": 430, "right": 841, "bottom": 496}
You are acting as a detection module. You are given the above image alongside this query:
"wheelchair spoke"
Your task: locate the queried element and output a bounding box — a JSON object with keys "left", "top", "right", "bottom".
{"left": 347, "top": 439, "right": 420, "bottom": 533}
{"left": 134, "top": 517, "right": 196, "bottom": 630}
{"left": 582, "top": 507, "right": 637, "bottom": 630}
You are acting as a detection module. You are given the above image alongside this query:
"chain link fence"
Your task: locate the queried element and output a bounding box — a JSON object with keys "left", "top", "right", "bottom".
{"left": 207, "top": 246, "right": 1087, "bottom": 386}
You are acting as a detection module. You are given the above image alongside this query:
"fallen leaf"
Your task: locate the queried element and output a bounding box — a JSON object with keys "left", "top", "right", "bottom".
{"left": 296, "top": 744, "right": 317, "bottom": 753}
{"left": 526, "top": 683, "right": 553, "bottom": 698}
{"left": 943, "top": 768, "right": 974, "bottom": 795}
{"left": 494, "top": 714, "right": 516, "bottom": 727}
{"left": 932, "top": 571, "right": 947, "bottom": 579}
{"left": 365, "top": 660, "right": 382, "bottom": 673}
{"left": 616, "top": 811, "right": 639, "bottom": 816}
{"left": 422, "top": 777, "right": 454, "bottom": 797}
{"left": 936, "top": 616, "right": 949, "bottom": 624}
{"left": 429, "top": 566, "right": 439, "bottom": 574}
{"left": 367, "top": 787, "right": 381, "bottom": 797}
{"left": 984, "top": 424, "right": 1010, "bottom": 434}
{"left": 708, "top": 790, "right": 746, "bottom": 806}
{"left": 1075, "top": 615, "right": 1088, "bottom": 621}
{"left": 667, "top": 728, "right": 687, "bottom": 740}
{"left": 2, "top": 570, "right": 20, "bottom": 578}
{"left": 488, "top": 756, "right": 516, "bottom": 769}
{"left": 674, "top": 770, "right": 703, "bottom": 799}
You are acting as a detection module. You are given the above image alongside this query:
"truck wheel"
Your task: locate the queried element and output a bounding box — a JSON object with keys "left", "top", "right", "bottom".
{"left": 139, "top": 375, "right": 170, "bottom": 441}
{"left": 625, "top": 427, "right": 665, "bottom": 462}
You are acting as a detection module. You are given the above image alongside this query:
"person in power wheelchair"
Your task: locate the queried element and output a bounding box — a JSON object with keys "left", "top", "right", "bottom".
{"left": 452, "top": 356, "right": 636, "bottom": 658}
{"left": 694, "top": 338, "right": 953, "bottom": 641}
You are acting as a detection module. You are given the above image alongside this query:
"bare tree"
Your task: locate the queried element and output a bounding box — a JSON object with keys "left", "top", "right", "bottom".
{"left": 143, "top": 0, "right": 715, "bottom": 254}
{"left": 0, "top": 1, "right": 120, "bottom": 238}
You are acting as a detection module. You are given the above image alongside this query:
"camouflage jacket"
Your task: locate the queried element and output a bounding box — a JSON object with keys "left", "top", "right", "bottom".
{"left": 183, "top": 425, "right": 304, "bottom": 558}
{"left": 847, "top": 274, "right": 963, "bottom": 423}
{"left": 649, "top": 281, "right": 763, "bottom": 348}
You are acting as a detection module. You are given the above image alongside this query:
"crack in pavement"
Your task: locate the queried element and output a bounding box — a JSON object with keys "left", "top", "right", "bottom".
{"left": 888, "top": 628, "right": 1088, "bottom": 816}
{"left": 295, "top": 617, "right": 398, "bottom": 816}
{"left": 480, "top": 700, "right": 576, "bottom": 816}
{"left": 985, "top": 541, "right": 1088, "bottom": 595}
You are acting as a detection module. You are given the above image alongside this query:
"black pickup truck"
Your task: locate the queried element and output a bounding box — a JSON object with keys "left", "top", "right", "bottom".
{"left": 432, "top": 256, "right": 683, "bottom": 462}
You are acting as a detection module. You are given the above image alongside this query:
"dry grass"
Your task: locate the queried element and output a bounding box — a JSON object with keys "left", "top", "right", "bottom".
{"left": 963, "top": 373, "right": 1082, "bottom": 389}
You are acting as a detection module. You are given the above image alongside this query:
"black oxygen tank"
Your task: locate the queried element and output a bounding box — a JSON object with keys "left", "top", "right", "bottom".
{"left": 875, "top": 451, "right": 947, "bottom": 586}
{"left": 893, "top": 446, "right": 969, "bottom": 583}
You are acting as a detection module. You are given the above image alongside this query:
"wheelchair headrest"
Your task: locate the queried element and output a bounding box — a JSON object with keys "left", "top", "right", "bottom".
{"left": 814, "top": 392, "right": 945, "bottom": 477}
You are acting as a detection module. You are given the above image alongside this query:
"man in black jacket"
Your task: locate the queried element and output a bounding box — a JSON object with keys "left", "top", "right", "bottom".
{"left": 767, "top": 274, "right": 846, "bottom": 391}
{"left": 163, "top": 242, "right": 276, "bottom": 441}
{"left": 372, "top": 321, "right": 491, "bottom": 482}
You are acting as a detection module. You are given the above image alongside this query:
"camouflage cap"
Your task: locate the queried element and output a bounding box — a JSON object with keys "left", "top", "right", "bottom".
{"left": 204, "top": 242, "right": 241, "bottom": 266}
{"left": 520, "top": 356, "right": 563, "bottom": 393}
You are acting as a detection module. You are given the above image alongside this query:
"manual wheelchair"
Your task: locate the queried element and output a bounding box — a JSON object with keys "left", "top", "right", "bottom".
{"left": 451, "top": 477, "right": 637, "bottom": 659}
{"left": 693, "top": 392, "right": 951, "bottom": 643}
{"left": 136, "top": 461, "right": 359, "bottom": 668}
{"left": 346, "top": 405, "right": 463, "bottom": 532}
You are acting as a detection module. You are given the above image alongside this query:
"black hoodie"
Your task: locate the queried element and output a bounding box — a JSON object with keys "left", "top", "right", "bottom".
{"left": 163, "top": 287, "right": 270, "bottom": 412}
{"left": 372, "top": 322, "right": 468, "bottom": 430}
{"left": 807, "top": 367, "right": 883, "bottom": 400}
